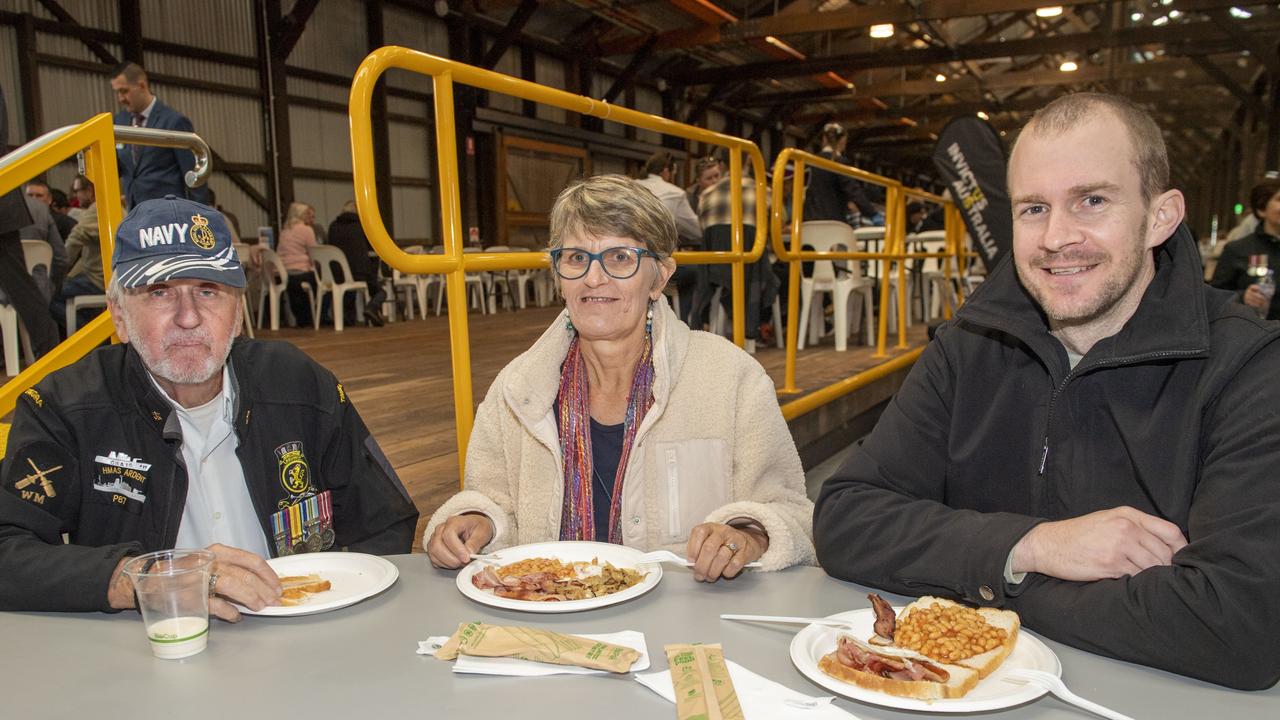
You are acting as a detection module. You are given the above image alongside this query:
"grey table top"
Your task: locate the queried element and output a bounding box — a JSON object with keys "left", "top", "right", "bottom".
{"left": 2, "top": 555, "right": 1275, "bottom": 719}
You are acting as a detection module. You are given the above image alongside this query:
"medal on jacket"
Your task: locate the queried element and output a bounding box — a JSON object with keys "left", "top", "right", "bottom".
{"left": 270, "top": 510, "right": 293, "bottom": 556}
{"left": 269, "top": 490, "right": 334, "bottom": 556}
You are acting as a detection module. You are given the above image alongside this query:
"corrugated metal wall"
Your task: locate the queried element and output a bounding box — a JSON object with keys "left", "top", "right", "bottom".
{"left": 139, "top": 0, "right": 256, "bottom": 56}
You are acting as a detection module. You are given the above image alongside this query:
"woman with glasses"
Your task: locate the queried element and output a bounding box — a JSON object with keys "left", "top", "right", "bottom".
{"left": 425, "top": 175, "right": 813, "bottom": 582}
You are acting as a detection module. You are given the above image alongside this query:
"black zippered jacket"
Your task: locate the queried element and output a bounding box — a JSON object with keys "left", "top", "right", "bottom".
{"left": 814, "top": 226, "right": 1280, "bottom": 690}
{"left": 0, "top": 339, "right": 419, "bottom": 612}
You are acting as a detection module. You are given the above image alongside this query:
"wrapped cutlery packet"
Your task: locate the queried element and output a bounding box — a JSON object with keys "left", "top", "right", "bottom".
{"left": 434, "top": 621, "right": 641, "bottom": 673}
{"left": 664, "top": 643, "right": 745, "bottom": 720}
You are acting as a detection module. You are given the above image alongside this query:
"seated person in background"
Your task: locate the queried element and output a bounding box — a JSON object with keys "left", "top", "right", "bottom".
{"left": 26, "top": 179, "right": 77, "bottom": 241}
{"left": 276, "top": 201, "right": 318, "bottom": 326}
{"left": 0, "top": 198, "right": 418, "bottom": 619}
{"left": 327, "top": 200, "right": 387, "bottom": 326}
{"left": 52, "top": 175, "right": 105, "bottom": 333}
{"left": 1209, "top": 178, "right": 1280, "bottom": 320}
{"left": 686, "top": 155, "right": 723, "bottom": 216}
{"left": 812, "top": 93, "right": 1280, "bottom": 690}
{"left": 698, "top": 163, "right": 778, "bottom": 342}
{"left": 636, "top": 150, "right": 703, "bottom": 245}
{"left": 19, "top": 194, "right": 69, "bottom": 299}
{"left": 426, "top": 175, "right": 813, "bottom": 582}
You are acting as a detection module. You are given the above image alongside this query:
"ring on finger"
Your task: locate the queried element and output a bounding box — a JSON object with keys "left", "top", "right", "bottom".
{"left": 723, "top": 541, "right": 739, "bottom": 553}
{"left": 207, "top": 571, "right": 219, "bottom": 597}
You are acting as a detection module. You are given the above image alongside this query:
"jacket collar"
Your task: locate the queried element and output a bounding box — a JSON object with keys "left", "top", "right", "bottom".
{"left": 502, "top": 300, "right": 690, "bottom": 430}
{"left": 956, "top": 224, "right": 1210, "bottom": 372}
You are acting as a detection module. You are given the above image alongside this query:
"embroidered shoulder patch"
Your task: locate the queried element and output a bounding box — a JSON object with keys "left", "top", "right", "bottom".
{"left": 22, "top": 388, "right": 42, "bottom": 408}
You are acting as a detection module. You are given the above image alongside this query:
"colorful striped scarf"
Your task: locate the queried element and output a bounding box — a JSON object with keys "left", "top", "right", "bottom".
{"left": 557, "top": 334, "right": 655, "bottom": 543}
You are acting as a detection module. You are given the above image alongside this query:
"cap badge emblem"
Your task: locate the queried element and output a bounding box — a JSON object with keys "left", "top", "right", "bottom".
{"left": 189, "top": 214, "right": 216, "bottom": 250}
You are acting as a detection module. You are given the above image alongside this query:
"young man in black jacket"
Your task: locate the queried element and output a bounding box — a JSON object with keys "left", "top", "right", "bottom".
{"left": 0, "top": 197, "right": 418, "bottom": 620}
{"left": 813, "top": 93, "right": 1280, "bottom": 690}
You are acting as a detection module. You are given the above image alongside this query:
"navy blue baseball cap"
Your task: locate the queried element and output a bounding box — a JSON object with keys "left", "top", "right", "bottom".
{"left": 111, "top": 195, "right": 245, "bottom": 289}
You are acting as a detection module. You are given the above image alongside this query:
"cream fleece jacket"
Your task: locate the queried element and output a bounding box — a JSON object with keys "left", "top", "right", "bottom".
{"left": 424, "top": 301, "right": 815, "bottom": 571}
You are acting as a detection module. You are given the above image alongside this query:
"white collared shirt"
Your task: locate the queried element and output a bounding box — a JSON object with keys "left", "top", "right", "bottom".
{"left": 156, "top": 367, "right": 272, "bottom": 558}
{"left": 136, "top": 96, "right": 157, "bottom": 125}
{"left": 637, "top": 174, "right": 704, "bottom": 242}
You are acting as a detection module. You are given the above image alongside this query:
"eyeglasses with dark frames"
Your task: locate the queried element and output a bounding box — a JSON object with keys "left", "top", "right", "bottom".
{"left": 549, "top": 246, "right": 660, "bottom": 280}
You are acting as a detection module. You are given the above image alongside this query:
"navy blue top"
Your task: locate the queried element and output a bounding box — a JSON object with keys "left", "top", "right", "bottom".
{"left": 589, "top": 418, "right": 625, "bottom": 542}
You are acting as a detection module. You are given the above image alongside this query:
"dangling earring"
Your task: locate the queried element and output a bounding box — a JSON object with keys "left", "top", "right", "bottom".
{"left": 565, "top": 315, "right": 575, "bottom": 332}
{"left": 645, "top": 302, "right": 654, "bottom": 335}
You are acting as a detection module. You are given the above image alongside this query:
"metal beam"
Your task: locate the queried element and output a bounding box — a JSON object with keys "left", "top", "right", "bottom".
{"left": 1203, "top": 8, "right": 1280, "bottom": 78}
{"left": 480, "top": 0, "right": 539, "bottom": 70}
{"left": 602, "top": 35, "right": 658, "bottom": 104}
{"left": 272, "top": 0, "right": 320, "bottom": 60}
{"left": 852, "top": 58, "right": 1248, "bottom": 98}
{"left": 609, "top": 0, "right": 1252, "bottom": 55}
{"left": 667, "top": 17, "right": 1280, "bottom": 85}
{"left": 118, "top": 0, "right": 142, "bottom": 64}
{"left": 1188, "top": 55, "right": 1269, "bottom": 119}
{"left": 34, "top": 0, "right": 117, "bottom": 65}
{"left": 16, "top": 14, "right": 41, "bottom": 140}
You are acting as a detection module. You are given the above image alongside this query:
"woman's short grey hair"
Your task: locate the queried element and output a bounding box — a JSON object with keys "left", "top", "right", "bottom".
{"left": 548, "top": 174, "right": 677, "bottom": 260}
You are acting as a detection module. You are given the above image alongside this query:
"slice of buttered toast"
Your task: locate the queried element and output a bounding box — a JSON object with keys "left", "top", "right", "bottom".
{"left": 898, "top": 596, "right": 1020, "bottom": 679}
{"left": 278, "top": 574, "right": 331, "bottom": 606}
{"left": 817, "top": 653, "right": 980, "bottom": 701}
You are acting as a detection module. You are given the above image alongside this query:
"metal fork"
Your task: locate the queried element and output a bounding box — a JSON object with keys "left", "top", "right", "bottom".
{"left": 1003, "top": 669, "right": 1134, "bottom": 720}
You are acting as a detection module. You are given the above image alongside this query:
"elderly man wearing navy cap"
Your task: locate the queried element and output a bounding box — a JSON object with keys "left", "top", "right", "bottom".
{"left": 0, "top": 197, "right": 418, "bottom": 620}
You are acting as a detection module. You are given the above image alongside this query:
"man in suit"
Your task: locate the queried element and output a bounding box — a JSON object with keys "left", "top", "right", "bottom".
{"left": 110, "top": 62, "right": 211, "bottom": 208}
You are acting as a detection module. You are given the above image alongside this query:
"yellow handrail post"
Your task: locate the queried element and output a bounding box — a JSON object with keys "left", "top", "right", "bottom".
{"left": 729, "top": 147, "right": 745, "bottom": 347}
{"left": 776, "top": 153, "right": 805, "bottom": 394}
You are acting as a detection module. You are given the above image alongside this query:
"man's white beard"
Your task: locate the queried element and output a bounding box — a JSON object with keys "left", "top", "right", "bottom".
{"left": 121, "top": 307, "right": 235, "bottom": 387}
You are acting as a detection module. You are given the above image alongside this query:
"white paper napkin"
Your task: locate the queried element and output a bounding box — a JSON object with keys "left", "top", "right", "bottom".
{"left": 418, "top": 630, "right": 650, "bottom": 676}
{"left": 635, "top": 659, "right": 860, "bottom": 719}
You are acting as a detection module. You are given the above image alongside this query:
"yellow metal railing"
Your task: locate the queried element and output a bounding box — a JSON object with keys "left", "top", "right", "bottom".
{"left": 349, "top": 47, "right": 770, "bottom": 483}
{"left": 769, "top": 148, "right": 964, "bottom": 411}
{"left": 0, "top": 113, "right": 124, "bottom": 417}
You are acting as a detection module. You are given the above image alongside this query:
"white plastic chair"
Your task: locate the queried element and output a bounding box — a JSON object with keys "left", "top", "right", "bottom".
{"left": 256, "top": 247, "right": 313, "bottom": 331}
{"left": 796, "top": 221, "right": 876, "bottom": 351}
{"left": 507, "top": 248, "right": 547, "bottom": 309}
{"left": 1, "top": 241, "right": 54, "bottom": 375}
{"left": 911, "top": 230, "right": 954, "bottom": 321}
{"left": 434, "top": 247, "right": 489, "bottom": 315}
{"left": 309, "top": 245, "right": 368, "bottom": 332}
{"left": 65, "top": 294, "right": 108, "bottom": 335}
{"left": 389, "top": 245, "right": 431, "bottom": 320}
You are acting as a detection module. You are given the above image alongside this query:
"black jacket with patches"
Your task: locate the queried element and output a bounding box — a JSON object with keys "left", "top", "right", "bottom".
{"left": 813, "top": 227, "right": 1280, "bottom": 690}
{"left": 0, "top": 339, "right": 418, "bottom": 612}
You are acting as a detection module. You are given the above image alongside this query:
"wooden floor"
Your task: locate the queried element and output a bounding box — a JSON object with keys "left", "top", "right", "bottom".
{"left": 259, "top": 307, "right": 929, "bottom": 549}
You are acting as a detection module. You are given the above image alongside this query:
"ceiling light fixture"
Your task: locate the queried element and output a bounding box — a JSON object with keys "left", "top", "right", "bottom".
{"left": 1035, "top": 6, "right": 1063, "bottom": 17}
{"left": 869, "top": 23, "right": 895, "bottom": 39}
{"left": 1168, "top": 9, "right": 1182, "bottom": 18}
{"left": 935, "top": 73, "right": 947, "bottom": 82}
{"left": 1228, "top": 7, "right": 1252, "bottom": 18}
{"left": 1131, "top": 11, "right": 1143, "bottom": 21}
{"left": 977, "top": 111, "right": 990, "bottom": 120}
{"left": 1152, "top": 15, "right": 1168, "bottom": 25}
{"left": 1060, "top": 60, "right": 1078, "bottom": 72}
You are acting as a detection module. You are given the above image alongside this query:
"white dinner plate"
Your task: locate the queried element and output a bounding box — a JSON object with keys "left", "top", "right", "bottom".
{"left": 456, "top": 541, "right": 662, "bottom": 613}
{"left": 236, "top": 552, "right": 400, "bottom": 617}
{"left": 790, "top": 607, "right": 1061, "bottom": 713}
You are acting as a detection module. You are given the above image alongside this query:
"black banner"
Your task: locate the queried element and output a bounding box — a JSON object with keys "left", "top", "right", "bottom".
{"left": 932, "top": 117, "right": 1012, "bottom": 272}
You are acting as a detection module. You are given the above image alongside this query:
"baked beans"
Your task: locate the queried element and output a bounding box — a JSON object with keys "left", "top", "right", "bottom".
{"left": 893, "top": 602, "right": 1006, "bottom": 663}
